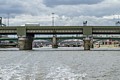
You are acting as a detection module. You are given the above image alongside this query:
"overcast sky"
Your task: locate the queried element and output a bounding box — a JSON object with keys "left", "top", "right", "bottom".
{"left": 0, "top": 0, "right": 120, "bottom": 26}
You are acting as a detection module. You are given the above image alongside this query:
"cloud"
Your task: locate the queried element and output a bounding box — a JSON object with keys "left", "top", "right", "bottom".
{"left": 44, "top": 0, "right": 104, "bottom": 7}
{"left": 49, "top": 0, "right": 120, "bottom": 17}
{"left": 1, "top": 0, "right": 120, "bottom": 17}
{"left": 0, "top": 0, "right": 25, "bottom": 15}
{"left": 2, "top": 14, "right": 116, "bottom": 26}
{"left": 0, "top": 0, "right": 120, "bottom": 26}
{"left": 0, "top": 0, "right": 48, "bottom": 16}
{"left": 86, "top": 0, "right": 120, "bottom": 16}
{"left": 2, "top": 14, "right": 52, "bottom": 26}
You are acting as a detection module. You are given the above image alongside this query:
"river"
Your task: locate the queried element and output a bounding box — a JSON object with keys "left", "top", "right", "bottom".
{"left": 0, "top": 47, "right": 120, "bottom": 80}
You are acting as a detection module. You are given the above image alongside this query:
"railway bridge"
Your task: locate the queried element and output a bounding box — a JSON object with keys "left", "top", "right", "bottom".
{"left": 0, "top": 26, "right": 120, "bottom": 50}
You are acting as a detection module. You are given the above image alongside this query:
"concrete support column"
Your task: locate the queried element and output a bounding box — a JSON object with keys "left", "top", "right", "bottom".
{"left": 52, "top": 35, "right": 58, "bottom": 48}
{"left": 18, "top": 35, "right": 34, "bottom": 50}
{"left": 83, "top": 37, "right": 91, "bottom": 50}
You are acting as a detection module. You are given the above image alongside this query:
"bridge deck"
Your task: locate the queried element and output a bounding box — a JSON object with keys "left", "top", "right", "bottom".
{"left": 0, "top": 26, "right": 120, "bottom": 35}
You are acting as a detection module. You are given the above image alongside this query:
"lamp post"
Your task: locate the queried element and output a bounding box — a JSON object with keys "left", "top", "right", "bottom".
{"left": 52, "top": 13, "right": 55, "bottom": 26}
{"left": 0, "top": 17, "right": 2, "bottom": 26}
{"left": 8, "top": 13, "right": 9, "bottom": 26}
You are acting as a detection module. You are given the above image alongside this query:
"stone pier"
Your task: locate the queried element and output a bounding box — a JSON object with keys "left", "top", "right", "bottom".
{"left": 83, "top": 37, "right": 91, "bottom": 50}
{"left": 18, "top": 35, "right": 34, "bottom": 50}
{"left": 52, "top": 35, "right": 58, "bottom": 48}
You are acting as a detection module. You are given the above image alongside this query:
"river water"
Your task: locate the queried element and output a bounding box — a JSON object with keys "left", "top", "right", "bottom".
{"left": 0, "top": 47, "right": 120, "bottom": 80}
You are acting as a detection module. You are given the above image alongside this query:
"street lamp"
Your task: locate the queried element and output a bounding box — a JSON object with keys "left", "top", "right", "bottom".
{"left": 52, "top": 13, "right": 55, "bottom": 26}
{"left": 0, "top": 17, "right": 2, "bottom": 26}
{"left": 8, "top": 13, "right": 9, "bottom": 26}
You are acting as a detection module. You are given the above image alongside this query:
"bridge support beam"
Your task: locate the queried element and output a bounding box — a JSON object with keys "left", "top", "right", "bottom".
{"left": 52, "top": 35, "right": 58, "bottom": 48}
{"left": 83, "top": 37, "right": 91, "bottom": 50}
{"left": 18, "top": 35, "right": 34, "bottom": 50}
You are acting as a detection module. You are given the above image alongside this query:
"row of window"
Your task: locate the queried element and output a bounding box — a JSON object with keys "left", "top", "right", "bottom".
{"left": 0, "top": 30, "right": 16, "bottom": 33}
{"left": 27, "top": 30, "right": 82, "bottom": 33}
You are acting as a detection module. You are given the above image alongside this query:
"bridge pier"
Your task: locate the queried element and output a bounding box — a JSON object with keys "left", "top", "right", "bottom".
{"left": 83, "top": 37, "right": 91, "bottom": 50}
{"left": 52, "top": 35, "right": 58, "bottom": 48}
{"left": 18, "top": 35, "right": 34, "bottom": 50}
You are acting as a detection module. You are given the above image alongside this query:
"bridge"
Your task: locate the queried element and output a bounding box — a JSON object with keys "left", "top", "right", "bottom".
{"left": 0, "top": 26, "right": 120, "bottom": 50}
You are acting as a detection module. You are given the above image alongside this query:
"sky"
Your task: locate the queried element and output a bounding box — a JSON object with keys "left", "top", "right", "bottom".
{"left": 0, "top": 0, "right": 120, "bottom": 26}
